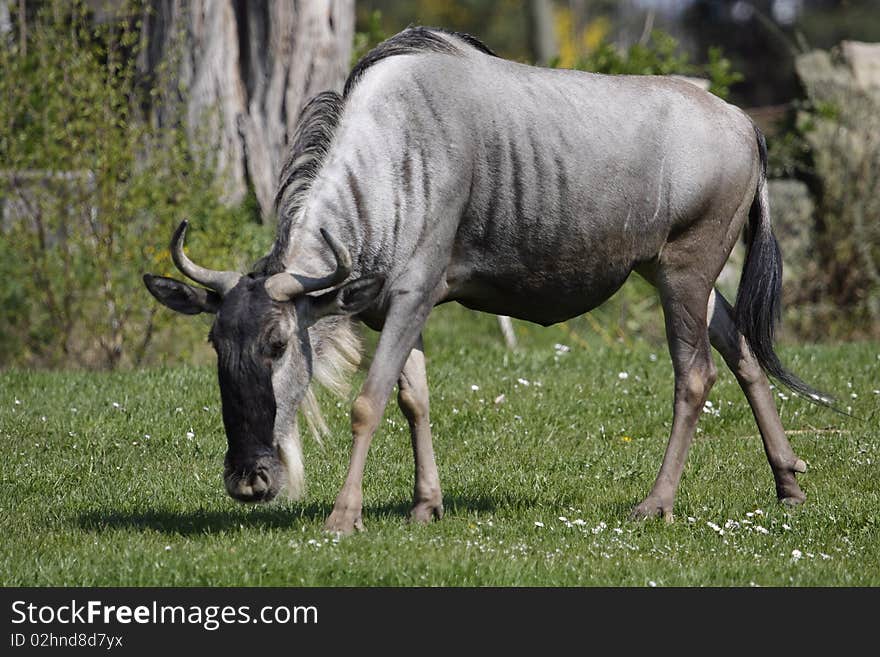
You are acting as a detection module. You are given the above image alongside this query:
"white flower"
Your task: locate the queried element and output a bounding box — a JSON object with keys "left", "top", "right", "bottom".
{"left": 186, "top": 431, "right": 195, "bottom": 439}
{"left": 517, "top": 378, "right": 530, "bottom": 386}
{"left": 112, "top": 402, "right": 121, "bottom": 408}
{"left": 534, "top": 521, "right": 544, "bottom": 528}
{"left": 754, "top": 525, "right": 769, "bottom": 534}
{"left": 648, "top": 581, "right": 657, "bottom": 587}
{"left": 706, "top": 521, "right": 722, "bottom": 532}
{"left": 554, "top": 343, "right": 571, "bottom": 353}
{"left": 470, "top": 384, "right": 480, "bottom": 391}
{"left": 782, "top": 524, "right": 791, "bottom": 530}
{"left": 164, "top": 545, "right": 171, "bottom": 551}
{"left": 791, "top": 549, "right": 803, "bottom": 561}
{"left": 618, "top": 371, "right": 629, "bottom": 380}
{"left": 649, "top": 353, "right": 658, "bottom": 362}
{"left": 494, "top": 394, "right": 506, "bottom": 405}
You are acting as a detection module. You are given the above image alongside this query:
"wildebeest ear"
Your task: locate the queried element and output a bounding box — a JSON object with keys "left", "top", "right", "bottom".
{"left": 143, "top": 274, "right": 222, "bottom": 315}
{"left": 311, "top": 275, "right": 384, "bottom": 319}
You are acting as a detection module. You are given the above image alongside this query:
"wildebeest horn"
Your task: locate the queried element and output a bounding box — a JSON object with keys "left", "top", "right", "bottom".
{"left": 170, "top": 220, "right": 241, "bottom": 295}
{"left": 264, "top": 229, "right": 352, "bottom": 301}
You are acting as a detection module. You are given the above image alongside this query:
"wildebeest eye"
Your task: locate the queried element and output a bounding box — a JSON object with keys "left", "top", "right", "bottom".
{"left": 262, "top": 330, "right": 288, "bottom": 359}
{"left": 259, "top": 340, "right": 284, "bottom": 359}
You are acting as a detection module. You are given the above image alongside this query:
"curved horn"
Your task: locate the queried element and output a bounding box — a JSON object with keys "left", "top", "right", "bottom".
{"left": 264, "top": 228, "right": 352, "bottom": 302}
{"left": 170, "top": 220, "right": 241, "bottom": 295}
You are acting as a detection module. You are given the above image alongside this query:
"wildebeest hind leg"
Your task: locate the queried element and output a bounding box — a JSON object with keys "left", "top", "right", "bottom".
{"left": 632, "top": 272, "right": 717, "bottom": 522}
{"left": 707, "top": 288, "right": 807, "bottom": 504}
{"left": 397, "top": 335, "right": 444, "bottom": 523}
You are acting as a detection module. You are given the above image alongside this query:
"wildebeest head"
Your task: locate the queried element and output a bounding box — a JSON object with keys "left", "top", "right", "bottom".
{"left": 143, "top": 221, "right": 382, "bottom": 504}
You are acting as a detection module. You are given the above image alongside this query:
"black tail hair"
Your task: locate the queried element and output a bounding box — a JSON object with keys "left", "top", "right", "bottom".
{"left": 733, "top": 126, "right": 835, "bottom": 408}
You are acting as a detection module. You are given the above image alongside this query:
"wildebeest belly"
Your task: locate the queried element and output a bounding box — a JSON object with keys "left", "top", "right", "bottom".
{"left": 447, "top": 172, "right": 667, "bottom": 324}
{"left": 445, "top": 241, "right": 637, "bottom": 326}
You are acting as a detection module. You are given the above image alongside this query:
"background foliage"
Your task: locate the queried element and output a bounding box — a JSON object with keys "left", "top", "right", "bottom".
{"left": 1, "top": 1, "right": 878, "bottom": 372}
{"left": 784, "top": 48, "right": 880, "bottom": 340}
{"left": 0, "top": 1, "right": 267, "bottom": 369}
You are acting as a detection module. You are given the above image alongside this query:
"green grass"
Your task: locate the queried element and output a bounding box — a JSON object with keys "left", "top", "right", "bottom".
{"left": 1, "top": 305, "right": 878, "bottom": 586}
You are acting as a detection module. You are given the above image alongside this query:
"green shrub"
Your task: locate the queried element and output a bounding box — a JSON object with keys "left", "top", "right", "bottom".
{"left": 352, "top": 9, "right": 387, "bottom": 65}
{"left": 565, "top": 30, "right": 743, "bottom": 100}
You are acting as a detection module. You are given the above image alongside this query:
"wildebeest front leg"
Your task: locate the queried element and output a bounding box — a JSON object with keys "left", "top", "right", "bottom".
{"left": 632, "top": 277, "right": 717, "bottom": 522}
{"left": 324, "top": 297, "right": 435, "bottom": 535}
{"left": 397, "top": 336, "right": 444, "bottom": 523}
{"left": 707, "top": 289, "right": 807, "bottom": 504}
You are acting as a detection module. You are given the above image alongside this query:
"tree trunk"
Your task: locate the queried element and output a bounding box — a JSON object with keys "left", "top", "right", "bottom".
{"left": 527, "top": 0, "right": 557, "bottom": 65}
{"left": 138, "top": 0, "right": 354, "bottom": 220}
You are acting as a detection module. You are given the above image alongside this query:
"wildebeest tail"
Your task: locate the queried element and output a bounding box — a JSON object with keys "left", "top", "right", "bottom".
{"left": 733, "top": 126, "right": 834, "bottom": 407}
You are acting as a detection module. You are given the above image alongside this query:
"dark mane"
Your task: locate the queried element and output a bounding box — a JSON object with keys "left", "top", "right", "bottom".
{"left": 343, "top": 26, "right": 496, "bottom": 98}
{"left": 262, "top": 27, "right": 495, "bottom": 274}
{"left": 265, "top": 91, "right": 344, "bottom": 274}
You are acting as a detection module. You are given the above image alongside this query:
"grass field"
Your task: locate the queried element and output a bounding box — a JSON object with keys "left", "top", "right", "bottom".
{"left": 1, "top": 305, "right": 878, "bottom": 586}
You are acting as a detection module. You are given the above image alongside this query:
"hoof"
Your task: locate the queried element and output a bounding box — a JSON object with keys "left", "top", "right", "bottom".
{"left": 324, "top": 508, "right": 365, "bottom": 536}
{"left": 779, "top": 491, "right": 806, "bottom": 507}
{"left": 408, "top": 500, "right": 444, "bottom": 524}
{"left": 774, "top": 458, "right": 807, "bottom": 504}
{"left": 631, "top": 496, "right": 674, "bottom": 522}
{"left": 775, "top": 477, "right": 806, "bottom": 505}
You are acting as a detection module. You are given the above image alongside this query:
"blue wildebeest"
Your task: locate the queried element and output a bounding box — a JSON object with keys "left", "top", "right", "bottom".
{"left": 144, "top": 28, "right": 829, "bottom": 534}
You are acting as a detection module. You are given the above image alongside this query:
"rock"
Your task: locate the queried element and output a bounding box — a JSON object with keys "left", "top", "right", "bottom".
{"left": 716, "top": 180, "right": 815, "bottom": 300}
{"left": 841, "top": 41, "right": 880, "bottom": 90}
{"left": 768, "top": 179, "right": 815, "bottom": 283}
{"left": 796, "top": 43, "right": 880, "bottom": 103}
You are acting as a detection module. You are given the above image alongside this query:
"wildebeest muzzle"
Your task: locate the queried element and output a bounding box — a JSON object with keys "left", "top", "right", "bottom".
{"left": 224, "top": 451, "right": 285, "bottom": 503}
